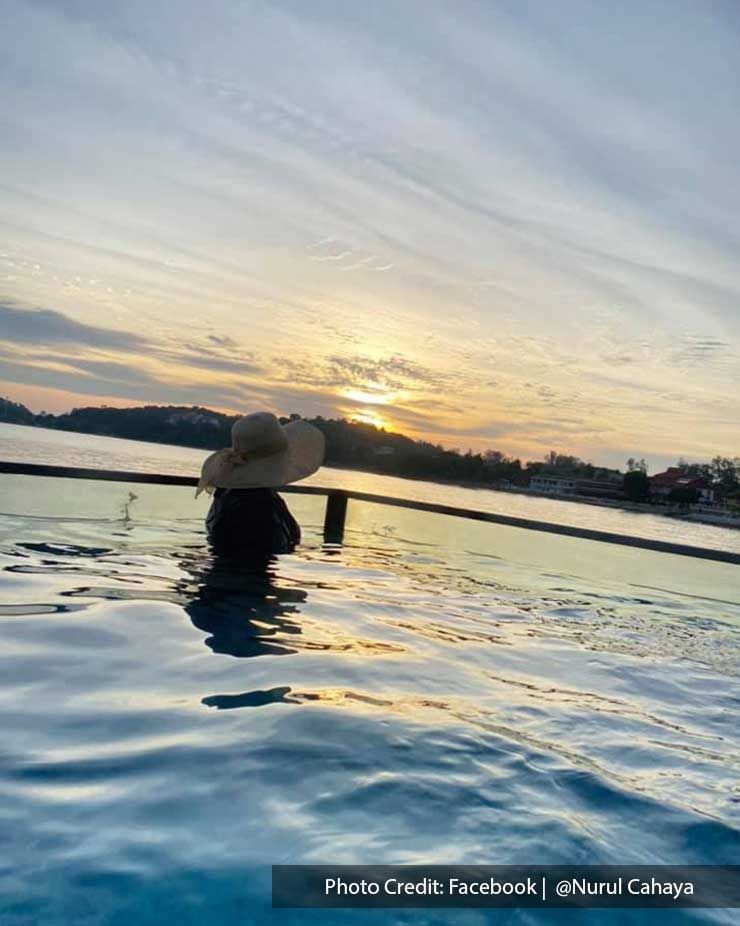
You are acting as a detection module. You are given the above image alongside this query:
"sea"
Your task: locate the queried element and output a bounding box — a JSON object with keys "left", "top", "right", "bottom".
{"left": 0, "top": 422, "right": 739, "bottom": 925}
{"left": 2, "top": 423, "right": 739, "bottom": 554}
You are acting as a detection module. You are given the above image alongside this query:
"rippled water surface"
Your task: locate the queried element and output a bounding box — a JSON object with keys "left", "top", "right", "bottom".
{"left": 1, "top": 471, "right": 739, "bottom": 926}
{"left": 2, "top": 421, "right": 740, "bottom": 924}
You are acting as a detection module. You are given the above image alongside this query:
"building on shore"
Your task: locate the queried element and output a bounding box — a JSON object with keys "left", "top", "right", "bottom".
{"left": 649, "top": 468, "right": 715, "bottom": 504}
{"left": 529, "top": 469, "right": 624, "bottom": 499}
{"left": 528, "top": 475, "right": 578, "bottom": 496}
{"left": 574, "top": 477, "right": 625, "bottom": 500}
{"left": 529, "top": 473, "right": 623, "bottom": 500}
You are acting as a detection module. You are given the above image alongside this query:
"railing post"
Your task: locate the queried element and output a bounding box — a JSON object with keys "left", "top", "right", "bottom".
{"left": 323, "top": 490, "right": 348, "bottom": 544}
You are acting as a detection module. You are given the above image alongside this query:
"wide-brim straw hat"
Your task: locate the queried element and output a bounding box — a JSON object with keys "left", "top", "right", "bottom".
{"left": 196, "top": 412, "right": 324, "bottom": 496}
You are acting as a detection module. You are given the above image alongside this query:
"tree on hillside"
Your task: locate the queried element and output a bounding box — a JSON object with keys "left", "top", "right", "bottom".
{"left": 0, "top": 397, "right": 35, "bottom": 424}
{"left": 676, "top": 458, "right": 711, "bottom": 480}
{"left": 623, "top": 469, "right": 650, "bottom": 502}
{"left": 669, "top": 486, "right": 700, "bottom": 506}
{"left": 709, "top": 456, "right": 740, "bottom": 492}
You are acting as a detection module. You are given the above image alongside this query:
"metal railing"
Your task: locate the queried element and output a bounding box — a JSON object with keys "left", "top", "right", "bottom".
{"left": 1, "top": 460, "right": 739, "bottom": 565}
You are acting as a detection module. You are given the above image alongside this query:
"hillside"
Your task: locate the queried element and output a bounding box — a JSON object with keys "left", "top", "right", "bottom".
{"left": 0, "top": 399, "right": 527, "bottom": 486}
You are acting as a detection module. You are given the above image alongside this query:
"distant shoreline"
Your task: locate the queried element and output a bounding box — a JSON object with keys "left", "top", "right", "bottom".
{"left": 399, "top": 472, "right": 740, "bottom": 531}
{"left": 3, "top": 420, "right": 739, "bottom": 533}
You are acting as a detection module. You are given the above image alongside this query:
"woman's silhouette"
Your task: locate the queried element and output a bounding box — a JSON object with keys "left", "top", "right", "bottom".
{"left": 196, "top": 412, "right": 324, "bottom": 557}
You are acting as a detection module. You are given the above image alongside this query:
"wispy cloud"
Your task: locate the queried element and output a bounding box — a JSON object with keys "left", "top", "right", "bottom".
{"left": 0, "top": 301, "right": 148, "bottom": 350}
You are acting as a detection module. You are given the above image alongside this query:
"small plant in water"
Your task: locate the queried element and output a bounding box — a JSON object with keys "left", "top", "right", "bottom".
{"left": 121, "top": 492, "right": 138, "bottom": 524}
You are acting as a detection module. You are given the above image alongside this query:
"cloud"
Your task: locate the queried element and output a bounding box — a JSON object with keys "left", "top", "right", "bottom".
{"left": 0, "top": 349, "right": 251, "bottom": 410}
{"left": 323, "top": 354, "right": 447, "bottom": 390}
{"left": 0, "top": 300, "right": 263, "bottom": 377}
{"left": 669, "top": 335, "right": 734, "bottom": 369}
{"left": 61, "top": 356, "right": 168, "bottom": 386}
{"left": 206, "top": 334, "right": 236, "bottom": 347}
{"left": 273, "top": 352, "right": 448, "bottom": 394}
{"left": 0, "top": 300, "right": 148, "bottom": 350}
{"left": 165, "top": 344, "right": 261, "bottom": 376}
{"left": 0, "top": 304, "right": 380, "bottom": 425}
{"left": 1, "top": 1, "right": 740, "bottom": 465}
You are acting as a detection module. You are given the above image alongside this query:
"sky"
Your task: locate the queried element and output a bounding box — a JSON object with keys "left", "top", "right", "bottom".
{"left": 1, "top": 0, "right": 739, "bottom": 469}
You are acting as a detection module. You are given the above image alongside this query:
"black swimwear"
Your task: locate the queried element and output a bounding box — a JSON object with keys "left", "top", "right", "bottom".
{"left": 206, "top": 488, "right": 301, "bottom": 556}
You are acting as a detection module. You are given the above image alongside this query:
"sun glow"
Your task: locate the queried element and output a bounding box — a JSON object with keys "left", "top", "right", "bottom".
{"left": 349, "top": 409, "right": 389, "bottom": 430}
{"left": 341, "top": 387, "right": 395, "bottom": 405}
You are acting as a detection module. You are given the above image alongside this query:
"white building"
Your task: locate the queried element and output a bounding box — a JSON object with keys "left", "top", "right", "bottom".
{"left": 528, "top": 475, "right": 578, "bottom": 496}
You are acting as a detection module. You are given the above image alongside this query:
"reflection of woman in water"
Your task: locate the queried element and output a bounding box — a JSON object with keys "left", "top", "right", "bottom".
{"left": 180, "top": 554, "right": 308, "bottom": 659}
{"left": 196, "top": 412, "right": 324, "bottom": 557}
{"left": 176, "top": 553, "right": 309, "bottom": 709}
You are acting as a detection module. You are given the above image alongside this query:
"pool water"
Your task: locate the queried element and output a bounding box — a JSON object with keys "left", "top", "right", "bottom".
{"left": 1, "top": 479, "right": 739, "bottom": 925}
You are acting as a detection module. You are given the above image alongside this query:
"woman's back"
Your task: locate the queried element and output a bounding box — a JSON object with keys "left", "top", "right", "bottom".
{"left": 206, "top": 488, "right": 301, "bottom": 556}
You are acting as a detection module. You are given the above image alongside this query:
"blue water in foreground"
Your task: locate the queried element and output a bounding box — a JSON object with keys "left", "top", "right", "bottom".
{"left": 1, "top": 492, "right": 739, "bottom": 924}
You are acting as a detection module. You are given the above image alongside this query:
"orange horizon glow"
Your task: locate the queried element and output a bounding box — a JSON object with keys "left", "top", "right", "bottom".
{"left": 348, "top": 409, "right": 390, "bottom": 430}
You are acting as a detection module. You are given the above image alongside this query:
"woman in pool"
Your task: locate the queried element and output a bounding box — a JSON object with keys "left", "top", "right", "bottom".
{"left": 196, "top": 411, "right": 324, "bottom": 556}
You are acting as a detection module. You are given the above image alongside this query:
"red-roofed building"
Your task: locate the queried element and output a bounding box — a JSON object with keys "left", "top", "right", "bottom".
{"left": 650, "top": 468, "right": 714, "bottom": 504}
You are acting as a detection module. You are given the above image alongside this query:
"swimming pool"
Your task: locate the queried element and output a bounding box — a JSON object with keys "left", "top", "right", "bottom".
{"left": 1, "top": 475, "right": 739, "bottom": 925}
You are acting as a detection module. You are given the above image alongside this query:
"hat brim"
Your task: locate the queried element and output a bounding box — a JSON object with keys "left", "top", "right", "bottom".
{"left": 199, "top": 420, "right": 325, "bottom": 492}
